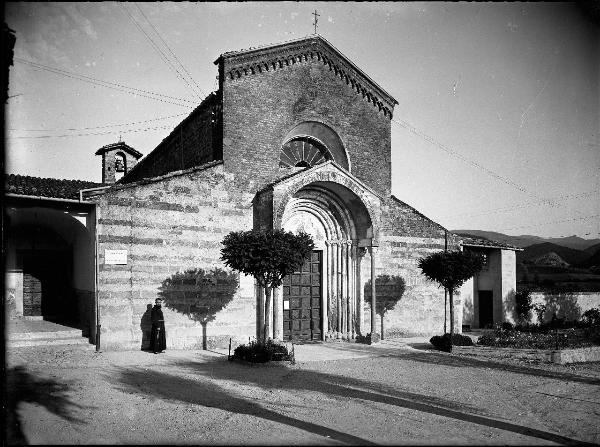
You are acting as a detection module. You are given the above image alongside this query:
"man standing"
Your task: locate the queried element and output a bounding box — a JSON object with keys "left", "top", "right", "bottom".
{"left": 150, "top": 298, "right": 166, "bottom": 354}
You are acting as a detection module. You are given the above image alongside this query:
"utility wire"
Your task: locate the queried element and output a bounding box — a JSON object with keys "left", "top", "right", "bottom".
{"left": 391, "top": 116, "right": 542, "bottom": 200}
{"left": 120, "top": 3, "right": 203, "bottom": 101}
{"left": 391, "top": 116, "right": 592, "bottom": 221}
{"left": 15, "top": 58, "right": 194, "bottom": 108}
{"left": 7, "top": 124, "right": 175, "bottom": 139}
{"left": 134, "top": 3, "right": 207, "bottom": 99}
{"left": 446, "top": 189, "right": 600, "bottom": 219}
{"left": 497, "top": 214, "right": 600, "bottom": 232}
{"left": 8, "top": 112, "right": 188, "bottom": 132}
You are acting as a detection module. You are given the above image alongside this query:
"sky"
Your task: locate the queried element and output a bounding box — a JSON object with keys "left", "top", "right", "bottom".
{"left": 5, "top": 2, "right": 600, "bottom": 239}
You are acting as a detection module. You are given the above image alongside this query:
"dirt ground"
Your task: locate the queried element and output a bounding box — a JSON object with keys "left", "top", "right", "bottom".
{"left": 4, "top": 341, "right": 600, "bottom": 445}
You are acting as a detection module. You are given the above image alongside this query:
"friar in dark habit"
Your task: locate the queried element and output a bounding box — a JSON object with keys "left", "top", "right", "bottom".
{"left": 150, "top": 298, "right": 166, "bottom": 354}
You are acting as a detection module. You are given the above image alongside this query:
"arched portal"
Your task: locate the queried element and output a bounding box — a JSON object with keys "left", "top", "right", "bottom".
{"left": 5, "top": 204, "right": 96, "bottom": 338}
{"left": 278, "top": 182, "right": 372, "bottom": 341}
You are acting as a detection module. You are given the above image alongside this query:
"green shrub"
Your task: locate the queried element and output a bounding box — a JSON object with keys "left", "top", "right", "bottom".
{"left": 582, "top": 308, "right": 600, "bottom": 327}
{"left": 231, "top": 339, "right": 292, "bottom": 363}
{"left": 477, "top": 326, "right": 600, "bottom": 349}
{"left": 501, "top": 322, "right": 514, "bottom": 331}
{"left": 430, "top": 333, "right": 474, "bottom": 352}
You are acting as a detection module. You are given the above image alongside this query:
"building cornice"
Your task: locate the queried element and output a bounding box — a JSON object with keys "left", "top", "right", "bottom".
{"left": 215, "top": 35, "right": 397, "bottom": 119}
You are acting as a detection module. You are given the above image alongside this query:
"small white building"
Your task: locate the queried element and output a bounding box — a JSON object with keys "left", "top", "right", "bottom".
{"left": 459, "top": 237, "right": 522, "bottom": 330}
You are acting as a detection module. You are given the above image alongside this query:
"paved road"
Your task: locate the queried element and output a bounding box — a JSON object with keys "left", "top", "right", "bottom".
{"left": 6, "top": 341, "right": 600, "bottom": 445}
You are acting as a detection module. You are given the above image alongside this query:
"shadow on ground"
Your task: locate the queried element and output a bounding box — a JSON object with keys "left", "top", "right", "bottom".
{"left": 5, "top": 366, "right": 90, "bottom": 445}
{"left": 110, "top": 356, "right": 588, "bottom": 445}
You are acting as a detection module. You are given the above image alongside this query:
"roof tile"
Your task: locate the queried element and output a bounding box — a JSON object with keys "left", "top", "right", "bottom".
{"left": 5, "top": 174, "right": 104, "bottom": 200}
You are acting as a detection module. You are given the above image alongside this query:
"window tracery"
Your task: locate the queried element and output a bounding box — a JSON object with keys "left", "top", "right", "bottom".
{"left": 279, "top": 137, "right": 331, "bottom": 169}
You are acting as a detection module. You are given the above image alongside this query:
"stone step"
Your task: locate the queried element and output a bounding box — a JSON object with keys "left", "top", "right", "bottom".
{"left": 7, "top": 337, "right": 94, "bottom": 348}
{"left": 9, "top": 329, "right": 83, "bottom": 341}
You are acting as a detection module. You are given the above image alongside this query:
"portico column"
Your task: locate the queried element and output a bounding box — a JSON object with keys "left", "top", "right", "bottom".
{"left": 349, "top": 241, "right": 356, "bottom": 338}
{"left": 325, "top": 240, "right": 335, "bottom": 335}
{"left": 345, "top": 240, "right": 351, "bottom": 337}
{"left": 369, "top": 245, "right": 378, "bottom": 339}
{"left": 356, "top": 247, "right": 367, "bottom": 336}
{"left": 336, "top": 241, "right": 342, "bottom": 337}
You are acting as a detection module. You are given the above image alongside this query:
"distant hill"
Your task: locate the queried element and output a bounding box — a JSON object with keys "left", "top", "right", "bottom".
{"left": 517, "top": 242, "right": 591, "bottom": 266}
{"left": 529, "top": 252, "right": 569, "bottom": 267}
{"left": 584, "top": 243, "right": 600, "bottom": 255}
{"left": 452, "top": 230, "right": 600, "bottom": 250}
{"left": 580, "top": 249, "right": 600, "bottom": 269}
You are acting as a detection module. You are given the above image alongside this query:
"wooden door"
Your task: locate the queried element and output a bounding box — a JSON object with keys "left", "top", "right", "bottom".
{"left": 282, "top": 251, "right": 322, "bottom": 342}
{"left": 479, "top": 290, "right": 494, "bottom": 329}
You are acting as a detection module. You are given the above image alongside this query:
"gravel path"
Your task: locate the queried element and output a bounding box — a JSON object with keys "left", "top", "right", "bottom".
{"left": 5, "top": 342, "right": 600, "bottom": 445}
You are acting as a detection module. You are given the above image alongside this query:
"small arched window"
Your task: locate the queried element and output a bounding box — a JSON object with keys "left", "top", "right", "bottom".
{"left": 279, "top": 137, "right": 332, "bottom": 169}
{"left": 115, "top": 152, "right": 127, "bottom": 181}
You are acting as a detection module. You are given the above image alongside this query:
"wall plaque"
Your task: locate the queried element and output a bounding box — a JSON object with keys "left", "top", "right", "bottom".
{"left": 105, "top": 249, "right": 128, "bottom": 265}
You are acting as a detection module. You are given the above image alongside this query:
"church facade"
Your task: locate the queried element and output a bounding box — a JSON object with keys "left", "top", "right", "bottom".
{"left": 6, "top": 36, "right": 519, "bottom": 350}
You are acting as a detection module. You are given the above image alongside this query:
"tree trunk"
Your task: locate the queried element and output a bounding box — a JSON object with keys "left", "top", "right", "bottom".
{"left": 257, "top": 286, "right": 265, "bottom": 342}
{"left": 201, "top": 322, "right": 207, "bottom": 350}
{"left": 264, "top": 286, "right": 272, "bottom": 344}
{"left": 449, "top": 289, "right": 454, "bottom": 352}
{"left": 380, "top": 313, "right": 384, "bottom": 340}
{"left": 449, "top": 289, "right": 455, "bottom": 334}
{"left": 444, "top": 288, "right": 447, "bottom": 334}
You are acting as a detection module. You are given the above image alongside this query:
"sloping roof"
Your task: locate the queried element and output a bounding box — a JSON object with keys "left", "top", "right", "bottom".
{"left": 458, "top": 235, "right": 522, "bottom": 251}
{"left": 215, "top": 35, "right": 397, "bottom": 118}
{"left": 5, "top": 174, "right": 104, "bottom": 201}
{"left": 95, "top": 141, "right": 143, "bottom": 158}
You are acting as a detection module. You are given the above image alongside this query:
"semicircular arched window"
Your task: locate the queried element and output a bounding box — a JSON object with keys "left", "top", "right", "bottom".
{"left": 279, "top": 137, "right": 332, "bottom": 169}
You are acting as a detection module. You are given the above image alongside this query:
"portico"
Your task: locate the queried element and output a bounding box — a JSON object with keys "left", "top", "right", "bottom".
{"left": 254, "top": 161, "right": 382, "bottom": 341}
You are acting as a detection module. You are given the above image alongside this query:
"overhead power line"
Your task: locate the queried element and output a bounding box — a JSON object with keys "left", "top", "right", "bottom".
{"left": 134, "top": 3, "right": 207, "bottom": 99}
{"left": 15, "top": 57, "right": 194, "bottom": 108}
{"left": 446, "top": 189, "right": 600, "bottom": 219}
{"left": 391, "top": 116, "right": 541, "bottom": 199}
{"left": 7, "top": 124, "right": 175, "bottom": 139}
{"left": 120, "top": 3, "right": 203, "bottom": 101}
{"left": 391, "top": 116, "right": 592, "bottom": 223}
{"left": 8, "top": 112, "right": 188, "bottom": 132}
{"left": 497, "top": 214, "right": 600, "bottom": 232}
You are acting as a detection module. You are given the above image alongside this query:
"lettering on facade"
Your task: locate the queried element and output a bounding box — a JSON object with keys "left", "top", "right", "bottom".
{"left": 105, "top": 249, "right": 128, "bottom": 265}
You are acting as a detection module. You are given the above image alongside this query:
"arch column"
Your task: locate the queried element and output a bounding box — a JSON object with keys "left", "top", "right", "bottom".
{"left": 368, "top": 245, "right": 378, "bottom": 340}
{"left": 356, "top": 247, "right": 367, "bottom": 336}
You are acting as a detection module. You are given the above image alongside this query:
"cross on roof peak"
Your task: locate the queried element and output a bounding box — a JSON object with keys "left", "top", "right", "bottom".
{"left": 312, "top": 10, "right": 320, "bottom": 34}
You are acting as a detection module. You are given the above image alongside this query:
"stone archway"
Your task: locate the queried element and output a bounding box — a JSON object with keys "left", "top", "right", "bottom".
{"left": 254, "top": 161, "right": 383, "bottom": 342}
{"left": 276, "top": 182, "right": 373, "bottom": 341}
{"left": 5, "top": 204, "right": 96, "bottom": 338}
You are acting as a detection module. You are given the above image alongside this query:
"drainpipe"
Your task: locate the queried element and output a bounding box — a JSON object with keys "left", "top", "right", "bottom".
{"left": 94, "top": 207, "right": 101, "bottom": 352}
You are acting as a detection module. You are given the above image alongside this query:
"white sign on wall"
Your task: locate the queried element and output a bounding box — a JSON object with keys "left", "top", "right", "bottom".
{"left": 105, "top": 249, "right": 128, "bottom": 265}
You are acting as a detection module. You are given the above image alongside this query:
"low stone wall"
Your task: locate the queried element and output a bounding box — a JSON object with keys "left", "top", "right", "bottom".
{"left": 529, "top": 292, "right": 600, "bottom": 323}
{"left": 550, "top": 346, "right": 600, "bottom": 364}
{"left": 454, "top": 345, "right": 600, "bottom": 364}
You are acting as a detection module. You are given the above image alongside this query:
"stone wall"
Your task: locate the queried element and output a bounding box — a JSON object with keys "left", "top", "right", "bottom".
{"left": 365, "top": 197, "right": 458, "bottom": 337}
{"left": 529, "top": 291, "right": 600, "bottom": 324}
{"left": 94, "top": 162, "right": 256, "bottom": 350}
{"left": 222, "top": 57, "right": 392, "bottom": 196}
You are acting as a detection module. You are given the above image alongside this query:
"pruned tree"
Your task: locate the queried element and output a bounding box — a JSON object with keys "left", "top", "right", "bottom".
{"left": 418, "top": 250, "right": 484, "bottom": 343}
{"left": 515, "top": 289, "right": 532, "bottom": 324}
{"left": 159, "top": 268, "right": 239, "bottom": 350}
{"left": 221, "top": 229, "right": 314, "bottom": 343}
{"left": 364, "top": 275, "right": 406, "bottom": 340}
